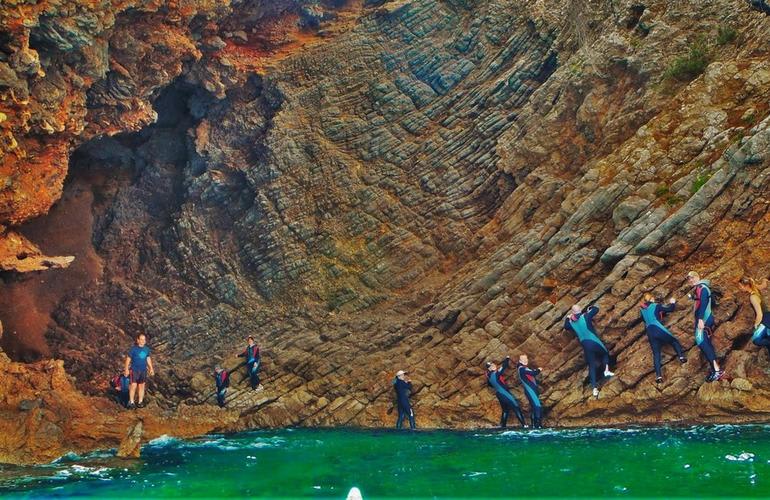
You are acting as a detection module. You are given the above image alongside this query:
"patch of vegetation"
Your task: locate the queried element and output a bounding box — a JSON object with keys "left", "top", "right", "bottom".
{"left": 665, "top": 194, "right": 685, "bottom": 206}
{"left": 654, "top": 184, "right": 670, "bottom": 198}
{"left": 663, "top": 39, "right": 710, "bottom": 82}
{"left": 716, "top": 25, "right": 737, "bottom": 46}
{"left": 691, "top": 171, "right": 713, "bottom": 194}
{"left": 742, "top": 112, "right": 757, "bottom": 126}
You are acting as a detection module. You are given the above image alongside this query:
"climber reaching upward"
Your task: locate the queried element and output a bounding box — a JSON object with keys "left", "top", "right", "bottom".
{"left": 564, "top": 304, "right": 614, "bottom": 399}
{"left": 517, "top": 354, "right": 543, "bottom": 428}
{"left": 485, "top": 357, "right": 527, "bottom": 428}
{"left": 639, "top": 293, "right": 687, "bottom": 384}
{"left": 687, "top": 272, "right": 723, "bottom": 382}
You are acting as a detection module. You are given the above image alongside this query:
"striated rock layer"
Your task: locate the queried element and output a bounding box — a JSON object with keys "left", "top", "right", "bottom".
{"left": 2, "top": 0, "right": 770, "bottom": 463}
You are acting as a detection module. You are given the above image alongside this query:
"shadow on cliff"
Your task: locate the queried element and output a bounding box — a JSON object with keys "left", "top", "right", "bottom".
{"left": 0, "top": 80, "right": 214, "bottom": 365}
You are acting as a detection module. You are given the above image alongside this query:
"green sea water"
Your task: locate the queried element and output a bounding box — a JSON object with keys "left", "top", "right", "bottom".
{"left": 2, "top": 425, "right": 770, "bottom": 498}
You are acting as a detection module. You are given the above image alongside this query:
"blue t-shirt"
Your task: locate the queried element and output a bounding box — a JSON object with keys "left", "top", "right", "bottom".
{"left": 129, "top": 346, "right": 151, "bottom": 372}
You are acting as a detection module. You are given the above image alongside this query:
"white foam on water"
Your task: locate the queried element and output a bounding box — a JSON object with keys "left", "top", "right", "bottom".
{"left": 51, "top": 452, "right": 81, "bottom": 463}
{"left": 463, "top": 471, "right": 487, "bottom": 478}
{"left": 725, "top": 452, "right": 755, "bottom": 462}
{"left": 347, "top": 486, "right": 363, "bottom": 500}
{"left": 148, "top": 435, "right": 180, "bottom": 446}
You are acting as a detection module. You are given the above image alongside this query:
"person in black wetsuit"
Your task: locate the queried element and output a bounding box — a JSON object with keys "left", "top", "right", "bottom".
{"left": 238, "top": 336, "right": 261, "bottom": 390}
{"left": 739, "top": 277, "right": 770, "bottom": 358}
{"left": 749, "top": 0, "right": 770, "bottom": 15}
{"left": 393, "top": 370, "right": 415, "bottom": 430}
{"left": 517, "top": 354, "right": 543, "bottom": 428}
{"left": 485, "top": 357, "right": 526, "bottom": 428}
{"left": 214, "top": 367, "right": 230, "bottom": 408}
{"left": 564, "top": 305, "right": 614, "bottom": 399}
{"left": 639, "top": 293, "right": 687, "bottom": 384}
{"left": 687, "top": 271, "right": 723, "bottom": 382}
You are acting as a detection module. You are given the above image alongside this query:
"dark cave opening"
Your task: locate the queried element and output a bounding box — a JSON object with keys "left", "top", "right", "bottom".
{"left": 0, "top": 80, "right": 213, "bottom": 363}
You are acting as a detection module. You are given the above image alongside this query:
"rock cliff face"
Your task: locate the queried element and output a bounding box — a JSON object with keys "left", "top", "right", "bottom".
{"left": 2, "top": 0, "right": 770, "bottom": 464}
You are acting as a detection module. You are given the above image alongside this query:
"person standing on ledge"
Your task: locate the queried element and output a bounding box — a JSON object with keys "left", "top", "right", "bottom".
{"left": 640, "top": 293, "right": 687, "bottom": 384}
{"left": 124, "top": 333, "right": 154, "bottom": 410}
{"left": 393, "top": 370, "right": 415, "bottom": 430}
{"left": 517, "top": 354, "right": 543, "bottom": 428}
{"left": 687, "top": 271, "right": 724, "bottom": 382}
{"left": 238, "top": 336, "right": 261, "bottom": 390}
{"left": 738, "top": 277, "right": 770, "bottom": 358}
{"left": 564, "top": 304, "right": 614, "bottom": 399}
{"left": 485, "top": 357, "right": 526, "bottom": 428}
{"left": 214, "top": 366, "right": 230, "bottom": 408}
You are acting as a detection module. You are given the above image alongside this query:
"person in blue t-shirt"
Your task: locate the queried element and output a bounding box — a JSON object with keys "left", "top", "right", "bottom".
{"left": 123, "top": 333, "right": 155, "bottom": 409}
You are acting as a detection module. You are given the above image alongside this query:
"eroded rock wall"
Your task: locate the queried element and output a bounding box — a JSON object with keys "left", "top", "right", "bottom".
{"left": 2, "top": 0, "right": 770, "bottom": 464}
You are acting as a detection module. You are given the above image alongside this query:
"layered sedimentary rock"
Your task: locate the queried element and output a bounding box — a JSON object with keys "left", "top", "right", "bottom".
{"left": 2, "top": 0, "right": 770, "bottom": 464}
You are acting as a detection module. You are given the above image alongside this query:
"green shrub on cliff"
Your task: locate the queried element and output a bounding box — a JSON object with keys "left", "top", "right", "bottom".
{"left": 716, "top": 25, "right": 737, "bottom": 46}
{"left": 664, "top": 40, "right": 710, "bottom": 82}
{"left": 691, "top": 171, "right": 713, "bottom": 194}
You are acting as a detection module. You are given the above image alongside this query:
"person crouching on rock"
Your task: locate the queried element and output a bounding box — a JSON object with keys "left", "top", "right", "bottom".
{"left": 564, "top": 304, "right": 614, "bottom": 399}
{"left": 393, "top": 370, "right": 415, "bottom": 430}
{"left": 214, "top": 367, "right": 230, "bottom": 408}
{"left": 238, "top": 336, "right": 261, "bottom": 390}
{"left": 112, "top": 372, "right": 131, "bottom": 408}
{"left": 124, "top": 333, "right": 154, "bottom": 409}
{"left": 686, "top": 271, "right": 723, "bottom": 382}
{"left": 485, "top": 357, "right": 526, "bottom": 428}
{"left": 738, "top": 276, "right": 770, "bottom": 358}
{"left": 640, "top": 293, "right": 686, "bottom": 384}
{"left": 517, "top": 354, "right": 543, "bottom": 428}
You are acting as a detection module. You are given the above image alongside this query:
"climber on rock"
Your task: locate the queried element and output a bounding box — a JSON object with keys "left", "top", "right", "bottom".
{"left": 238, "top": 336, "right": 261, "bottom": 390}
{"left": 564, "top": 304, "right": 614, "bottom": 399}
{"left": 738, "top": 276, "right": 770, "bottom": 358}
{"left": 640, "top": 293, "right": 687, "bottom": 384}
{"left": 214, "top": 366, "right": 230, "bottom": 408}
{"left": 687, "top": 271, "right": 724, "bottom": 382}
{"left": 517, "top": 354, "right": 543, "bottom": 428}
{"left": 393, "top": 370, "right": 415, "bottom": 430}
{"left": 123, "top": 333, "right": 154, "bottom": 410}
{"left": 485, "top": 357, "right": 527, "bottom": 428}
{"left": 749, "top": 0, "right": 770, "bottom": 15}
{"left": 112, "top": 372, "right": 131, "bottom": 408}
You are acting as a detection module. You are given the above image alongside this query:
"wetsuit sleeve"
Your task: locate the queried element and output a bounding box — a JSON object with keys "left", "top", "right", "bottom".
{"left": 585, "top": 306, "right": 599, "bottom": 320}
{"left": 237, "top": 349, "right": 246, "bottom": 358}
{"left": 499, "top": 358, "right": 510, "bottom": 374}
{"left": 695, "top": 286, "right": 710, "bottom": 320}
{"left": 564, "top": 316, "right": 573, "bottom": 332}
{"left": 660, "top": 303, "right": 675, "bottom": 314}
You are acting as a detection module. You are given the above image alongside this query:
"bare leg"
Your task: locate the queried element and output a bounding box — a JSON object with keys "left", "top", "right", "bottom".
{"left": 129, "top": 383, "right": 137, "bottom": 404}
{"left": 138, "top": 383, "right": 146, "bottom": 404}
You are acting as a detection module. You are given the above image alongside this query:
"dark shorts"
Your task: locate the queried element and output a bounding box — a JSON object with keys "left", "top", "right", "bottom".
{"left": 130, "top": 370, "right": 147, "bottom": 384}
